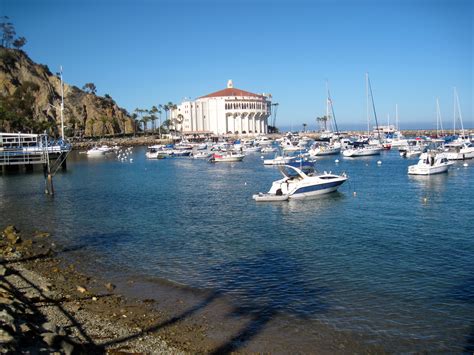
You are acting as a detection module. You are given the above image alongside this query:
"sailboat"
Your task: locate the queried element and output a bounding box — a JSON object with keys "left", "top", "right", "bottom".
{"left": 389, "top": 104, "right": 408, "bottom": 148}
{"left": 442, "top": 88, "right": 474, "bottom": 160}
{"left": 343, "top": 73, "right": 383, "bottom": 157}
{"left": 309, "top": 82, "right": 341, "bottom": 156}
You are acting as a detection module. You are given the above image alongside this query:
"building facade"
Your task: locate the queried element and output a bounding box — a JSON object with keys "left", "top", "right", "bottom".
{"left": 171, "top": 80, "right": 272, "bottom": 136}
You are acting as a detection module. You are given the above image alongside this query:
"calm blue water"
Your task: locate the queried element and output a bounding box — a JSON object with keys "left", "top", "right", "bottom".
{"left": 1, "top": 147, "right": 473, "bottom": 352}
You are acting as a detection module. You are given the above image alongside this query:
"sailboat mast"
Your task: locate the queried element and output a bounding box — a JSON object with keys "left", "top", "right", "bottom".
{"left": 395, "top": 104, "right": 399, "bottom": 131}
{"left": 454, "top": 87, "right": 464, "bottom": 137}
{"left": 453, "top": 87, "right": 456, "bottom": 136}
{"left": 325, "top": 81, "right": 330, "bottom": 132}
{"left": 367, "top": 73, "right": 381, "bottom": 142}
{"left": 326, "top": 81, "right": 340, "bottom": 135}
{"left": 366, "top": 73, "right": 370, "bottom": 136}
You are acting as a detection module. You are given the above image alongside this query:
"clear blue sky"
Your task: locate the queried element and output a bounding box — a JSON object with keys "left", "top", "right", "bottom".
{"left": 3, "top": 0, "right": 473, "bottom": 131}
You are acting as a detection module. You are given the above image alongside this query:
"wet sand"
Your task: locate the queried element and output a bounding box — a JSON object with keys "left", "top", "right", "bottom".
{"left": 1, "top": 225, "right": 387, "bottom": 353}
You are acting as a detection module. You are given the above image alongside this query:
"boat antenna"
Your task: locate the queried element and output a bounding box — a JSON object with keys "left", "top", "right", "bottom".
{"left": 366, "top": 73, "right": 382, "bottom": 143}
{"left": 326, "top": 80, "right": 340, "bottom": 135}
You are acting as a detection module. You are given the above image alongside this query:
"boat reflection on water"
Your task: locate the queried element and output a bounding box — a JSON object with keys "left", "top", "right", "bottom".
{"left": 408, "top": 173, "right": 449, "bottom": 191}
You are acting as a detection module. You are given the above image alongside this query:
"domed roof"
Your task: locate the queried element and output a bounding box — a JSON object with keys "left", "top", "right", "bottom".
{"left": 199, "top": 80, "right": 265, "bottom": 99}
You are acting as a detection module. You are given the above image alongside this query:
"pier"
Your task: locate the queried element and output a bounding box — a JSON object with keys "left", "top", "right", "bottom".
{"left": 0, "top": 133, "right": 71, "bottom": 192}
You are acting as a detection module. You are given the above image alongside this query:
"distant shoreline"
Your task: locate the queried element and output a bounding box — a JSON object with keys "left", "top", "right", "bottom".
{"left": 69, "top": 128, "right": 473, "bottom": 149}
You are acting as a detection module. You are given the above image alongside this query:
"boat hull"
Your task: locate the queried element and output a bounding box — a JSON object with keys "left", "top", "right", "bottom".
{"left": 342, "top": 147, "right": 382, "bottom": 157}
{"left": 408, "top": 164, "right": 453, "bottom": 175}
{"left": 309, "top": 147, "right": 341, "bottom": 156}
{"left": 253, "top": 193, "right": 289, "bottom": 202}
{"left": 289, "top": 179, "right": 346, "bottom": 199}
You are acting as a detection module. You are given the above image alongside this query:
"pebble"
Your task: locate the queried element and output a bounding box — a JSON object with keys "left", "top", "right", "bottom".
{"left": 41, "top": 332, "right": 58, "bottom": 347}
{"left": 76, "top": 285, "right": 87, "bottom": 294}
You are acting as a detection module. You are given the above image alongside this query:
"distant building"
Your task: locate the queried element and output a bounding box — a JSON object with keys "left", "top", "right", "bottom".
{"left": 373, "top": 125, "right": 397, "bottom": 134}
{"left": 171, "top": 80, "right": 272, "bottom": 136}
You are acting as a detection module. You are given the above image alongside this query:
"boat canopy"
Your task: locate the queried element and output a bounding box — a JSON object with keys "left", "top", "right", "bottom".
{"left": 278, "top": 164, "right": 308, "bottom": 179}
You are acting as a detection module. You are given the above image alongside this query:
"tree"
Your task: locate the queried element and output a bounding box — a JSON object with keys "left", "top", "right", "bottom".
{"left": 68, "top": 117, "right": 79, "bottom": 138}
{"left": 12, "top": 36, "right": 26, "bottom": 49}
{"left": 150, "top": 105, "right": 159, "bottom": 134}
{"left": 100, "top": 116, "right": 108, "bottom": 137}
{"left": 82, "top": 83, "right": 97, "bottom": 95}
{"left": 316, "top": 116, "right": 329, "bottom": 131}
{"left": 0, "top": 81, "right": 40, "bottom": 132}
{"left": 88, "top": 118, "right": 97, "bottom": 137}
{"left": 131, "top": 113, "right": 138, "bottom": 137}
{"left": 302, "top": 123, "right": 307, "bottom": 132}
{"left": 0, "top": 17, "right": 16, "bottom": 48}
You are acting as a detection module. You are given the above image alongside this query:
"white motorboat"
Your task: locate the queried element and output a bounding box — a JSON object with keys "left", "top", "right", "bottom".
{"left": 192, "top": 151, "right": 211, "bottom": 159}
{"left": 308, "top": 143, "right": 341, "bottom": 156}
{"left": 86, "top": 147, "right": 106, "bottom": 156}
{"left": 145, "top": 145, "right": 166, "bottom": 159}
{"left": 342, "top": 145, "right": 382, "bottom": 157}
{"left": 443, "top": 141, "right": 474, "bottom": 160}
{"left": 400, "top": 146, "right": 423, "bottom": 158}
{"left": 253, "top": 164, "right": 347, "bottom": 201}
{"left": 261, "top": 146, "right": 277, "bottom": 154}
{"left": 408, "top": 152, "right": 454, "bottom": 175}
{"left": 263, "top": 155, "right": 297, "bottom": 165}
{"left": 280, "top": 138, "right": 300, "bottom": 152}
{"left": 209, "top": 151, "right": 245, "bottom": 162}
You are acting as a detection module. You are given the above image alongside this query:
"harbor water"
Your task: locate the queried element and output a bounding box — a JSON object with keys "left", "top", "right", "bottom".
{"left": 1, "top": 147, "right": 473, "bottom": 352}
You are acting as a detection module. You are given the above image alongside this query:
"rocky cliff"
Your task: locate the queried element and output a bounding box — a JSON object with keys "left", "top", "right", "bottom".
{"left": 0, "top": 48, "right": 134, "bottom": 137}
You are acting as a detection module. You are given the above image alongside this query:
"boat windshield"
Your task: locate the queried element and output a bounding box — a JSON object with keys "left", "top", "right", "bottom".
{"left": 278, "top": 164, "right": 310, "bottom": 178}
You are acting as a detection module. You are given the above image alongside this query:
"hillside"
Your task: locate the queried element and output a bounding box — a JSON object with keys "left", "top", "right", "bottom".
{"left": 0, "top": 47, "right": 134, "bottom": 137}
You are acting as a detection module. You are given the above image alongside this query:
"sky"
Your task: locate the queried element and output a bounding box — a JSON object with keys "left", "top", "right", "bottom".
{"left": 2, "top": 0, "right": 473, "bottom": 131}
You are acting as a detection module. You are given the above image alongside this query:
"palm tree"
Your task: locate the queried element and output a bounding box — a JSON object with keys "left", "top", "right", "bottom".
{"left": 141, "top": 116, "right": 150, "bottom": 135}
{"left": 150, "top": 105, "right": 158, "bottom": 134}
{"left": 316, "top": 116, "right": 329, "bottom": 131}
{"left": 302, "top": 123, "right": 307, "bottom": 133}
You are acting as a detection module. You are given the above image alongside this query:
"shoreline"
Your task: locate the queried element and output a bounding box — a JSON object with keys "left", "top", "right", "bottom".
{"left": 69, "top": 128, "right": 473, "bottom": 149}
{"left": 1, "top": 225, "right": 388, "bottom": 353}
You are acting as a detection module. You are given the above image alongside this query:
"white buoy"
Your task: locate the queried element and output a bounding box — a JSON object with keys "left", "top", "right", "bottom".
{"left": 463, "top": 163, "right": 468, "bottom": 167}
{"left": 261, "top": 156, "right": 264, "bottom": 159}
{"left": 377, "top": 160, "right": 382, "bottom": 165}
{"left": 335, "top": 159, "right": 339, "bottom": 163}
{"left": 130, "top": 158, "right": 133, "bottom": 163}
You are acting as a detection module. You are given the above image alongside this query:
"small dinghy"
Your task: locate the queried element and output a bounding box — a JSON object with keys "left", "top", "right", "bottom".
{"left": 252, "top": 192, "right": 289, "bottom": 202}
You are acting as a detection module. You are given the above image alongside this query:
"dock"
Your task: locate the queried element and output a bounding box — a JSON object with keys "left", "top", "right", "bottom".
{"left": 0, "top": 133, "right": 71, "bottom": 173}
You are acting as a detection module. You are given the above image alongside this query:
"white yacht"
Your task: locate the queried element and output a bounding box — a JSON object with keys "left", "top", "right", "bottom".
{"left": 408, "top": 152, "right": 454, "bottom": 175}
{"left": 443, "top": 141, "right": 474, "bottom": 160}
{"left": 209, "top": 151, "right": 245, "bottom": 162}
{"left": 308, "top": 142, "right": 341, "bottom": 156}
{"left": 145, "top": 145, "right": 166, "bottom": 159}
{"left": 253, "top": 165, "right": 347, "bottom": 201}
{"left": 342, "top": 145, "right": 382, "bottom": 157}
{"left": 263, "top": 155, "right": 297, "bottom": 165}
{"left": 86, "top": 147, "right": 106, "bottom": 156}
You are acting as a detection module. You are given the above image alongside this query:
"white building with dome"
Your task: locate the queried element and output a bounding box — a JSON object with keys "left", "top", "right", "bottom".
{"left": 171, "top": 80, "right": 272, "bottom": 136}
